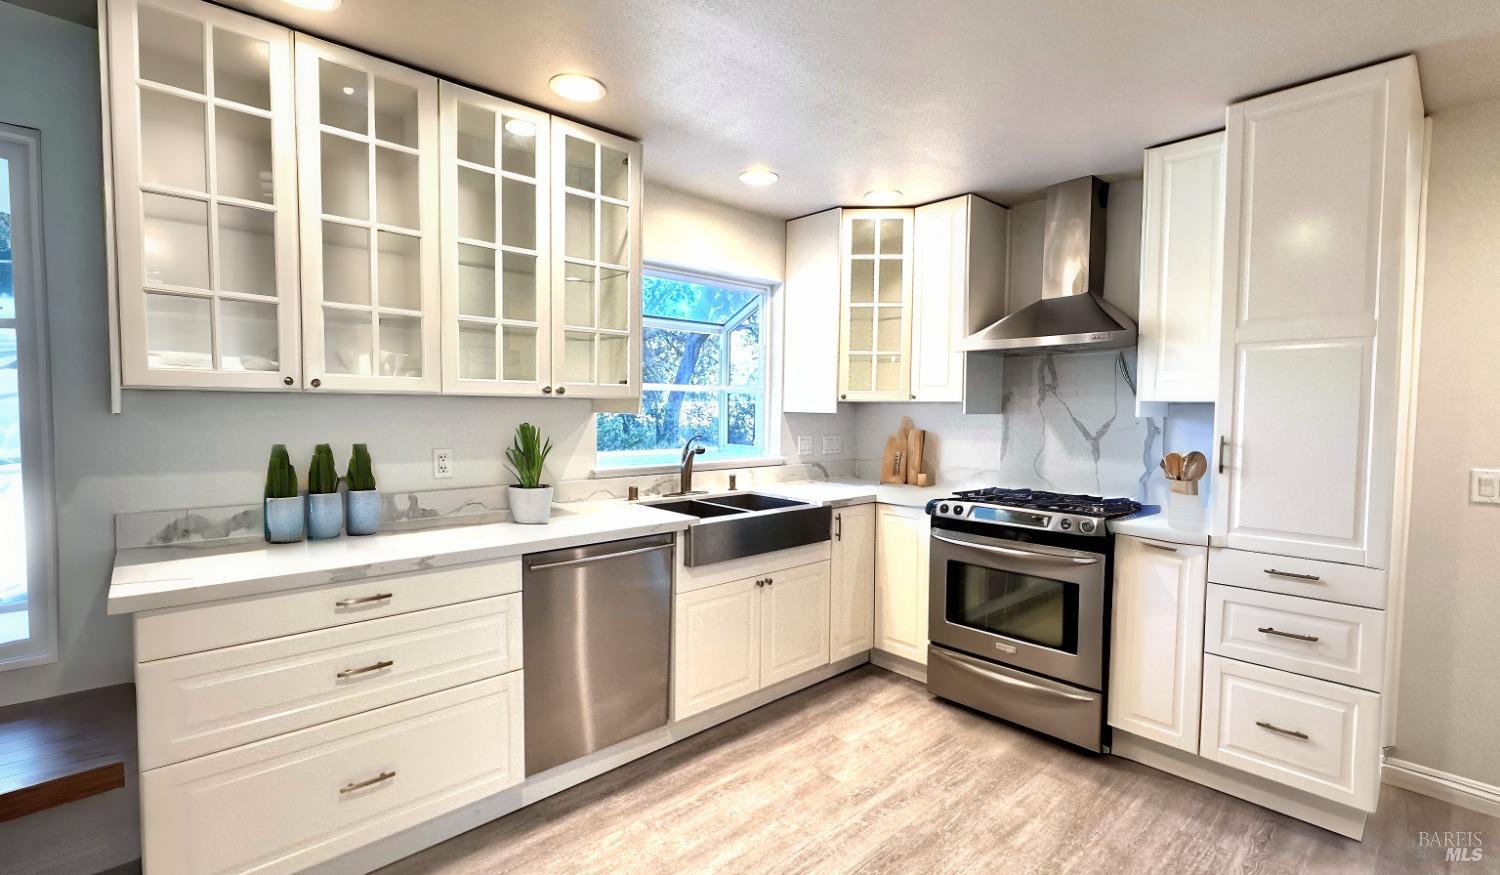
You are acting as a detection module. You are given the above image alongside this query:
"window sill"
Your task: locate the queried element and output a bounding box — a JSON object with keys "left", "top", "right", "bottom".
{"left": 591, "top": 456, "right": 788, "bottom": 479}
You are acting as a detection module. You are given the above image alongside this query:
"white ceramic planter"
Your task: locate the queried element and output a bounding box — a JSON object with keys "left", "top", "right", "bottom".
{"left": 508, "top": 486, "right": 554, "bottom": 525}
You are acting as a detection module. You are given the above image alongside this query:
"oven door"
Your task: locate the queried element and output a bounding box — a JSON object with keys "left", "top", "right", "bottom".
{"left": 927, "top": 528, "right": 1106, "bottom": 691}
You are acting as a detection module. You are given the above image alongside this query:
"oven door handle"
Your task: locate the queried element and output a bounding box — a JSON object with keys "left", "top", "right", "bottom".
{"left": 932, "top": 532, "right": 1101, "bottom": 566}
{"left": 944, "top": 652, "right": 1097, "bottom": 703}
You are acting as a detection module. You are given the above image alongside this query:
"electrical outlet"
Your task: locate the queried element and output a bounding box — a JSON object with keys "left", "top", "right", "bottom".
{"left": 822, "top": 435, "right": 842, "bottom": 455}
{"left": 1471, "top": 469, "right": 1500, "bottom": 505}
{"left": 433, "top": 448, "right": 454, "bottom": 479}
{"left": 796, "top": 435, "right": 813, "bottom": 455}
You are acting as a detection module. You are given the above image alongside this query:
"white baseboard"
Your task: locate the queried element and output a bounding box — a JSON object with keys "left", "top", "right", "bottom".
{"left": 313, "top": 652, "right": 871, "bottom": 875}
{"left": 870, "top": 649, "right": 926, "bottom": 684}
{"left": 1383, "top": 758, "right": 1500, "bottom": 819}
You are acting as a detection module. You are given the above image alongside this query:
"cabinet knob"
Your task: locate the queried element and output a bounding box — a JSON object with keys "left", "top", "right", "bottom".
{"left": 542, "top": 386, "right": 553, "bottom": 394}
{"left": 755, "top": 579, "right": 765, "bottom": 587}
{"left": 910, "top": 394, "right": 916, "bottom": 399}
{"left": 310, "top": 378, "right": 322, "bottom": 389}
{"left": 840, "top": 394, "right": 847, "bottom": 400}
{"left": 555, "top": 387, "right": 567, "bottom": 395}
{"left": 282, "top": 376, "right": 294, "bottom": 386}
{"left": 765, "top": 577, "right": 773, "bottom": 585}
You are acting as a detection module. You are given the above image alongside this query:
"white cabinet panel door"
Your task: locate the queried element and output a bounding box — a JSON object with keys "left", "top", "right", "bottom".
{"left": 782, "top": 209, "right": 842, "bottom": 413}
{"left": 874, "top": 504, "right": 930, "bottom": 664}
{"left": 911, "top": 197, "right": 967, "bottom": 403}
{"left": 830, "top": 505, "right": 877, "bottom": 661}
{"left": 760, "top": 562, "right": 831, "bottom": 686}
{"left": 839, "top": 209, "right": 914, "bottom": 401}
{"left": 1107, "top": 537, "right": 1208, "bottom": 753}
{"left": 108, "top": 0, "right": 302, "bottom": 390}
{"left": 1136, "top": 132, "right": 1224, "bottom": 413}
{"left": 295, "top": 35, "right": 441, "bottom": 393}
{"left": 1212, "top": 58, "right": 1423, "bottom": 567}
{"left": 673, "top": 576, "right": 760, "bottom": 719}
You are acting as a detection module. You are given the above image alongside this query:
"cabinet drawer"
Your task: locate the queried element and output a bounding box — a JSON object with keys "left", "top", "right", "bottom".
{"left": 137, "top": 595, "right": 522, "bottom": 769}
{"left": 1199, "top": 655, "right": 1380, "bottom": 811}
{"left": 1206, "top": 585, "right": 1384, "bottom": 691}
{"left": 1207, "top": 547, "right": 1386, "bottom": 609}
{"left": 141, "top": 674, "right": 524, "bottom": 875}
{"left": 135, "top": 558, "right": 522, "bottom": 661}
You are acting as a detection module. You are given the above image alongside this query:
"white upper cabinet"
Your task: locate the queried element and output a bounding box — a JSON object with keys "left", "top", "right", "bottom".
{"left": 294, "top": 36, "right": 441, "bottom": 393}
{"left": 839, "top": 209, "right": 914, "bottom": 401}
{"left": 1136, "top": 132, "right": 1225, "bottom": 415}
{"left": 1211, "top": 58, "right": 1424, "bottom": 567}
{"left": 108, "top": 0, "right": 301, "bottom": 390}
{"left": 782, "top": 208, "right": 842, "bottom": 413}
{"left": 911, "top": 195, "right": 1008, "bottom": 403}
{"left": 549, "top": 119, "right": 642, "bottom": 400}
{"left": 438, "top": 82, "right": 551, "bottom": 396}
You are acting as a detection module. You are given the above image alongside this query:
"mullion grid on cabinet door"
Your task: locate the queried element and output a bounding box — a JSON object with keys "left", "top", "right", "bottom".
{"left": 593, "top": 139, "right": 630, "bottom": 389}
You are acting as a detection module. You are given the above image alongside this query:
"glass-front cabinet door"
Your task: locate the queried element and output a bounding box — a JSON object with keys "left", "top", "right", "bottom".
{"left": 294, "top": 35, "right": 440, "bottom": 393}
{"left": 107, "top": 0, "right": 301, "bottom": 389}
{"left": 839, "top": 209, "right": 913, "bottom": 401}
{"left": 438, "top": 83, "right": 551, "bottom": 395}
{"left": 549, "top": 119, "right": 642, "bottom": 400}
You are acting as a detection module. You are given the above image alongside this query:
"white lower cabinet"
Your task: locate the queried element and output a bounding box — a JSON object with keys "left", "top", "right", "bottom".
{"left": 874, "top": 504, "right": 930, "bottom": 664}
{"left": 674, "top": 561, "right": 831, "bottom": 720}
{"left": 1205, "top": 584, "right": 1386, "bottom": 691}
{"left": 1107, "top": 536, "right": 1208, "bottom": 753}
{"left": 829, "top": 504, "right": 877, "bottom": 661}
{"left": 1199, "top": 655, "right": 1381, "bottom": 811}
{"left": 141, "top": 672, "right": 525, "bottom": 875}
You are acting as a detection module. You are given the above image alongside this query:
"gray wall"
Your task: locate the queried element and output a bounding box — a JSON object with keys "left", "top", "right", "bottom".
{"left": 0, "top": 6, "right": 857, "bottom": 706}
{"left": 1392, "top": 98, "right": 1500, "bottom": 786}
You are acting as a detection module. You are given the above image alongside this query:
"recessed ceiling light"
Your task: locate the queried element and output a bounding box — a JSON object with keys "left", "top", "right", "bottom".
{"left": 738, "top": 169, "right": 780, "bottom": 187}
{"left": 282, "top": 0, "right": 341, "bottom": 10}
{"left": 549, "top": 73, "right": 607, "bottom": 103}
{"left": 341, "top": 86, "right": 355, "bottom": 96}
{"left": 864, "top": 189, "right": 903, "bottom": 205}
{"left": 504, "top": 119, "right": 537, "bottom": 137}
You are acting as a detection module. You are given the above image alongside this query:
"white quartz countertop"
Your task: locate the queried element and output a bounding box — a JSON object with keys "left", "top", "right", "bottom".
{"left": 1107, "top": 507, "right": 1211, "bottom": 546}
{"left": 108, "top": 503, "right": 694, "bottom": 615}
{"left": 752, "top": 479, "right": 949, "bottom": 509}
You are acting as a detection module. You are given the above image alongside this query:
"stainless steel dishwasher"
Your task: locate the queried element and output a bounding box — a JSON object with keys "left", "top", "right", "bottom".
{"left": 522, "top": 533, "right": 673, "bottom": 775}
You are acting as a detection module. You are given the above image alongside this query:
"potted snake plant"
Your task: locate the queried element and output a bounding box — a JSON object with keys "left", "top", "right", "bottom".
{"left": 344, "top": 443, "right": 380, "bottom": 535}
{"left": 306, "top": 443, "right": 343, "bottom": 540}
{"left": 263, "top": 444, "right": 305, "bottom": 543}
{"left": 505, "top": 422, "right": 554, "bottom": 525}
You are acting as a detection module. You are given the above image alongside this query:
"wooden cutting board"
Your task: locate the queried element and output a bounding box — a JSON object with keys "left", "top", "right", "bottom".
{"left": 905, "top": 428, "right": 925, "bottom": 485}
{"left": 881, "top": 417, "right": 914, "bottom": 484}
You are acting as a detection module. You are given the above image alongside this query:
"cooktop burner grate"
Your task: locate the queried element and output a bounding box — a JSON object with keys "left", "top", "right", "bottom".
{"left": 950, "top": 487, "right": 1142, "bottom": 518}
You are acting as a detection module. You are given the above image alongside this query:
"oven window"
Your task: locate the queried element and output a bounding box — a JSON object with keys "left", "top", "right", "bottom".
{"left": 945, "top": 562, "right": 1079, "bottom": 653}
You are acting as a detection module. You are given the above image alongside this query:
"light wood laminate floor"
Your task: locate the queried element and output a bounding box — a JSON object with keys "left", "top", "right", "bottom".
{"left": 383, "top": 666, "right": 1499, "bottom": 874}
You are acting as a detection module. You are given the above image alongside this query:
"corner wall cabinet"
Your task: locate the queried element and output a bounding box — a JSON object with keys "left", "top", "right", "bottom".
{"left": 106, "top": 0, "right": 302, "bottom": 389}
{"left": 103, "top": 0, "right": 642, "bottom": 398}
{"left": 839, "top": 208, "right": 914, "bottom": 401}
{"left": 1135, "top": 131, "right": 1225, "bottom": 416}
{"left": 781, "top": 208, "right": 842, "bottom": 413}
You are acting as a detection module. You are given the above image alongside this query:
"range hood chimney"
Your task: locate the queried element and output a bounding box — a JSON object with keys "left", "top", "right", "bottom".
{"left": 961, "top": 176, "right": 1136, "bottom": 354}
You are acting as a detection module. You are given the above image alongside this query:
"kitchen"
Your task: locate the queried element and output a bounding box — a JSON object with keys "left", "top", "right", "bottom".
{"left": 1, "top": 0, "right": 1498, "bottom": 872}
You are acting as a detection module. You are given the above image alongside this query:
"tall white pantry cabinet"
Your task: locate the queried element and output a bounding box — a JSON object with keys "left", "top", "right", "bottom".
{"left": 102, "top": 0, "right": 641, "bottom": 399}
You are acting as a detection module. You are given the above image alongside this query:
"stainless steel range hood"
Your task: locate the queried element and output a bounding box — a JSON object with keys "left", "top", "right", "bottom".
{"left": 961, "top": 176, "right": 1136, "bottom": 354}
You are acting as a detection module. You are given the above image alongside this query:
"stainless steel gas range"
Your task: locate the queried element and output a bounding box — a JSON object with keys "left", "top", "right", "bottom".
{"left": 925, "top": 488, "right": 1141, "bottom": 752}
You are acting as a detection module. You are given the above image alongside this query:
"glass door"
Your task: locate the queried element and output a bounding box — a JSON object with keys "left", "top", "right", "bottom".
{"left": 438, "top": 82, "right": 550, "bottom": 395}
{"left": 549, "top": 119, "right": 641, "bottom": 399}
{"left": 294, "top": 36, "right": 440, "bottom": 393}
{"left": 107, "top": 0, "right": 300, "bottom": 389}
{"left": 839, "top": 209, "right": 913, "bottom": 401}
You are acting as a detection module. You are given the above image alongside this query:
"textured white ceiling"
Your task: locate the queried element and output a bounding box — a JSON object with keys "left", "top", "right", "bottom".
{"left": 221, "top": 0, "right": 1500, "bottom": 218}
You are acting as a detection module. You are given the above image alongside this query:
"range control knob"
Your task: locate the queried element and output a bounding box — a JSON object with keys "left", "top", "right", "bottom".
{"left": 1080, "top": 519, "right": 1097, "bottom": 534}
{"left": 1059, "top": 518, "right": 1073, "bottom": 531}
{"left": 950, "top": 503, "right": 963, "bottom": 516}
{"left": 938, "top": 504, "right": 950, "bottom": 515}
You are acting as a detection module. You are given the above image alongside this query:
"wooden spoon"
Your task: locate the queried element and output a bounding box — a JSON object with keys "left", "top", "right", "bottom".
{"left": 1181, "top": 451, "right": 1208, "bottom": 482}
{"left": 1164, "top": 452, "right": 1184, "bottom": 480}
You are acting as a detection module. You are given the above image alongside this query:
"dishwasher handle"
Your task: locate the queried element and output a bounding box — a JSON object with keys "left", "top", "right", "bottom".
{"left": 527, "top": 542, "right": 673, "bottom": 572}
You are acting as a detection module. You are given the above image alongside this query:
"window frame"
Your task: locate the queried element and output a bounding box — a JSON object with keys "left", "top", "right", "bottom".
{"left": 594, "top": 264, "right": 780, "bottom": 474}
{"left": 0, "top": 123, "right": 58, "bottom": 671}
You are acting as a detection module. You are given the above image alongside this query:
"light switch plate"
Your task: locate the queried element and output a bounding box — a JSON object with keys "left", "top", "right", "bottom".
{"left": 1471, "top": 469, "right": 1500, "bottom": 504}
{"left": 822, "top": 435, "right": 842, "bottom": 455}
{"left": 433, "top": 448, "right": 454, "bottom": 479}
{"left": 796, "top": 435, "right": 813, "bottom": 455}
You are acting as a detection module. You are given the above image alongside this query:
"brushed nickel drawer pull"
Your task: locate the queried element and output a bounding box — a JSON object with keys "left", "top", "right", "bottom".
{"left": 336, "top": 659, "right": 394, "bottom": 679}
{"left": 1255, "top": 720, "right": 1309, "bottom": 740}
{"left": 335, "top": 592, "right": 394, "bottom": 608}
{"left": 339, "top": 770, "right": 396, "bottom": 794}
{"left": 1257, "top": 626, "right": 1319, "bottom": 643}
{"left": 1143, "top": 541, "right": 1178, "bottom": 553}
{"left": 1264, "top": 568, "right": 1321, "bottom": 582}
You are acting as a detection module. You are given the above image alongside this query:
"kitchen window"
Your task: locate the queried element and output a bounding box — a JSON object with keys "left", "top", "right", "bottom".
{"left": 595, "top": 269, "right": 771, "bottom": 470}
{"left": 0, "top": 124, "right": 57, "bottom": 670}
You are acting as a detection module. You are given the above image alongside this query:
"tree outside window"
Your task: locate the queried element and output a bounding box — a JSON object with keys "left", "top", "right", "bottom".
{"left": 596, "top": 272, "right": 768, "bottom": 468}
